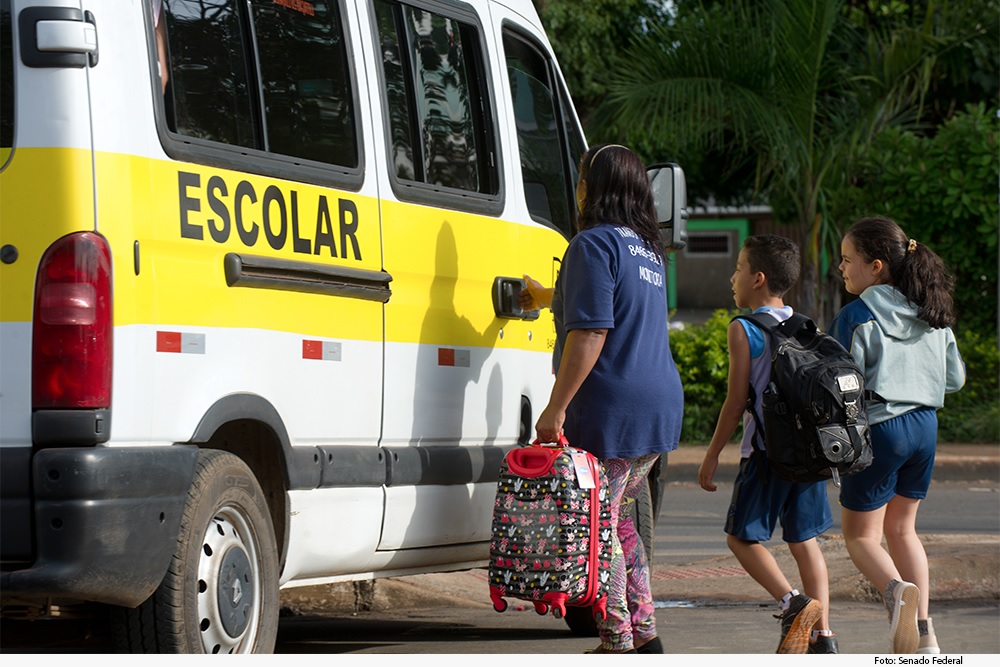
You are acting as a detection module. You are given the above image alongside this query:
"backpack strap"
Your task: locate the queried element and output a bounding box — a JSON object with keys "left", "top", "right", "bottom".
{"left": 735, "top": 311, "right": 814, "bottom": 339}
{"left": 731, "top": 312, "right": 790, "bottom": 485}
{"left": 745, "top": 382, "right": 770, "bottom": 485}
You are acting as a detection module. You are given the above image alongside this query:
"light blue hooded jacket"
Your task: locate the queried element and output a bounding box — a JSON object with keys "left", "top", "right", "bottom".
{"left": 828, "top": 284, "right": 966, "bottom": 426}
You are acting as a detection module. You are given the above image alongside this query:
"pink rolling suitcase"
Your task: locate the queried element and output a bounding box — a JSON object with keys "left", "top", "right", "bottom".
{"left": 488, "top": 437, "right": 612, "bottom": 621}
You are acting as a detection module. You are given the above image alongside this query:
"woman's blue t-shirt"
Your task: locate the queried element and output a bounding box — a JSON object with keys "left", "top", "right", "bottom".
{"left": 551, "top": 223, "right": 683, "bottom": 459}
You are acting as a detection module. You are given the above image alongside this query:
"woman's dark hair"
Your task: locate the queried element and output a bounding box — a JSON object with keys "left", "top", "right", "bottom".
{"left": 578, "top": 144, "right": 663, "bottom": 259}
{"left": 846, "top": 217, "right": 955, "bottom": 328}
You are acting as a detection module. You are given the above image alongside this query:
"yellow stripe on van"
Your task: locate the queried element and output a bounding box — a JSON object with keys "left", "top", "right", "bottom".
{"left": 381, "top": 197, "right": 561, "bottom": 353}
{"left": 92, "top": 151, "right": 386, "bottom": 342}
{"left": 0, "top": 147, "right": 96, "bottom": 322}
{"left": 3, "top": 148, "right": 564, "bottom": 352}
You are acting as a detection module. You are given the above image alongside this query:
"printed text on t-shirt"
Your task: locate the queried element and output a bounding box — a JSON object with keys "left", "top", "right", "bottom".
{"left": 638, "top": 265, "right": 663, "bottom": 287}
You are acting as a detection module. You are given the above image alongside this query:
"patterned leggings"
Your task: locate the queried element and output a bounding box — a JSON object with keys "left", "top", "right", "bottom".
{"left": 597, "top": 454, "right": 660, "bottom": 651}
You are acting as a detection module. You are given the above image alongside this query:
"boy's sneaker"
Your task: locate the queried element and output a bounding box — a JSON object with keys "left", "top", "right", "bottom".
{"left": 808, "top": 634, "right": 840, "bottom": 654}
{"left": 775, "top": 594, "right": 823, "bottom": 654}
{"left": 888, "top": 581, "right": 920, "bottom": 653}
{"left": 917, "top": 618, "right": 940, "bottom": 654}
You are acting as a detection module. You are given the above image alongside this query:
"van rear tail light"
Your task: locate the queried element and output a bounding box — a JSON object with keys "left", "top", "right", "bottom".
{"left": 32, "top": 232, "right": 113, "bottom": 409}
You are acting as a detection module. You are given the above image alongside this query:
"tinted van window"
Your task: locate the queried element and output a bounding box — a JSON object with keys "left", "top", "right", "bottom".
{"left": 503, "top": 31, "right": 584, "bottom": 238}
{"left": 0, "top": 0, "right": 12, "bottom": 156}
{"left": 162, "top": 0, "right": 358, "bottom": 169}
{"left": 375, "top": 0, "right": 497, "bottom": 195}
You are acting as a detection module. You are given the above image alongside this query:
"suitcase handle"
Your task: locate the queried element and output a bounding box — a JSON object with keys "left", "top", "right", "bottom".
{"left": 507, "top": 435, "right": 570, "bottom": 477}
{"left": 531, "top": 434, "right": 569, "bottom": 448}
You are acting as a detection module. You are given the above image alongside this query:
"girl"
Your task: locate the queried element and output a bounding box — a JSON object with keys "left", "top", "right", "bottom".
{"left": 520, "top": 144, "right": 684, "bottom": 653}
{"left": 828, "top": 217, "right": 966, "bottom": 654}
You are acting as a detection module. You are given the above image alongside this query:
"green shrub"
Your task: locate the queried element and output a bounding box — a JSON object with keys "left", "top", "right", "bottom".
{"left": 938, "top": 329, "right": 1000, "bottom": 444}
{"left": 670, "top": 309, "right": 999, "bottom": 444}
{"left": 669, "top": 309, "right": 736, "bottom": 443}
{"left": 843, "top": 103, "right": 999, "bottom": 339}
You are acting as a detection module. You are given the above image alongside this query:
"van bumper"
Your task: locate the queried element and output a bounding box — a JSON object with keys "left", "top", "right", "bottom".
{"left": 1, "top": 446, "right": 199, "bottom": 608}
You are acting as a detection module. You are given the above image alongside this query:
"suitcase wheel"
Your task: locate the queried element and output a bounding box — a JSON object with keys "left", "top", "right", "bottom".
{"left": 492, "top": 598, "right": 507, "bottom": 613}
{"left": 533, "top": 601, "right": 548, "bottom": 616}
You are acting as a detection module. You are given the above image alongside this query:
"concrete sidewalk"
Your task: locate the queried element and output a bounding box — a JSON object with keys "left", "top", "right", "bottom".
{"left": 280, "top": 443, "right": 999, "bottom": 616}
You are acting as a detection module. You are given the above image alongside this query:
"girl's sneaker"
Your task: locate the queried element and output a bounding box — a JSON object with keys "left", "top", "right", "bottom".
{"left": 917, "top": 618, "right": 941, "bottom": 654}
{"left": 888, "top": 581, "right": 920, "bottom": 653}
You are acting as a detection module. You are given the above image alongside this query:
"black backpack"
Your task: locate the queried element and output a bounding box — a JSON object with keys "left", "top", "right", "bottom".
{"left": 735, "top": 312, "right": 873, "bottom": 486}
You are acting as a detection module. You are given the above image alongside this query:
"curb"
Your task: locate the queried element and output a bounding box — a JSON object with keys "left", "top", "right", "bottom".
{"left": 663, "top": 444, "right": 1000, "bottom": 485}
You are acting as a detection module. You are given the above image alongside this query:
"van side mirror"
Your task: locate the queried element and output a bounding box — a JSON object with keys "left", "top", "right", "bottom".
{"left": 647, "top": 163, "right": 688, "bottom": 250}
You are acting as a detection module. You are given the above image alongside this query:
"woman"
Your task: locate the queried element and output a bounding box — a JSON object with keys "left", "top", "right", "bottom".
{"left": 520, "top": 144, "right": 684, "bottom": 653}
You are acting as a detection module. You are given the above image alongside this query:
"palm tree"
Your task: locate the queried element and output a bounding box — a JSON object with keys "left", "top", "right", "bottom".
{"left": 596, "top": 0, "right": 959, "bottom": 324}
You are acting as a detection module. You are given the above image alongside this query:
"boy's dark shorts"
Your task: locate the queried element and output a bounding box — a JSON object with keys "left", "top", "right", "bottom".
{"left": 725, "top": 457, "right": 834, "bottom": 543}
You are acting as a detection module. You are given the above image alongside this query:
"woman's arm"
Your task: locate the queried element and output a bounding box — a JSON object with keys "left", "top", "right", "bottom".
{"left": 534, "top": 328, "right": 607, "bottom": 443}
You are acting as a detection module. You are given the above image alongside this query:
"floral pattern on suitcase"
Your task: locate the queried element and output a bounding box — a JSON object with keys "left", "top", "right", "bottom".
{"left": 488, "top": 445, "right": 612, "bottom": 618}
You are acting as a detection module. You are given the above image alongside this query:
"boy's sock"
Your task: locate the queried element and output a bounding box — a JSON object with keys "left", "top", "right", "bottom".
{"left": 810, "top": 629, "right": 835, "bottom": 641}
{"left": 918, "top": 620, "right": 929, "bottom": 636}
{"left": 779, "top": 589, "right": 800, "bottom": 613}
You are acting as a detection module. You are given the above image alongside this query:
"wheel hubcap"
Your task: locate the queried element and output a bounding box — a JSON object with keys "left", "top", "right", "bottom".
{"left": 217, "top": 545, "right": 254, "bottom": 638}
{"left": 197, "top": 507, "right": 261, "bottom": 653}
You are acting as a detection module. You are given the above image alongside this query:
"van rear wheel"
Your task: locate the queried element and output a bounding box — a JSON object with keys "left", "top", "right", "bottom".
{"left": 110, "top": 450, "right": 279, "bottom": 653}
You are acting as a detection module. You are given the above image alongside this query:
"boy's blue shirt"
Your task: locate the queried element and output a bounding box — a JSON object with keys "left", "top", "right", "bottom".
{"left": 735, "top": 305, "right": 792, "bottom": 459}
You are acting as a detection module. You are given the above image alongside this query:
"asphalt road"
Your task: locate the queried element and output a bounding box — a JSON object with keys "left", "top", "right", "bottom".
{"left": 5, "top": 477, "right": 995, "bottom": 656}
{"left": 657, "top": 477, "right": 1000, "bottom": 563}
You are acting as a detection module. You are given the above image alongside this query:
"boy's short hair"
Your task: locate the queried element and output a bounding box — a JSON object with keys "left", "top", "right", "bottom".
{"left": 743, "top": 235, "right": 801, "bottom": 296}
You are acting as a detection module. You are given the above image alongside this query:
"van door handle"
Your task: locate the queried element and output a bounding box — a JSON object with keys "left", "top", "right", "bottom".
{"left": 20, "top": 7, "right": 99, "bottom": 68}
{"left": 492, "top": 277, "right": 539, "bottom": 321}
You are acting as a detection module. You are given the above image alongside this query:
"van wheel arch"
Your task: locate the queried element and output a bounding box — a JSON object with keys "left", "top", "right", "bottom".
{"left": 189, "top": 394, "right": 293, "bottom": 566}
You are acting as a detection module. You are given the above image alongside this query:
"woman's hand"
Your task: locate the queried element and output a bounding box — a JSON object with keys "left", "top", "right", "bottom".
{"left": 519, "top": 274, "right": 552, "bottom": 311}
{"left": 534, "top": 403, "right": 565, "bottom": 444}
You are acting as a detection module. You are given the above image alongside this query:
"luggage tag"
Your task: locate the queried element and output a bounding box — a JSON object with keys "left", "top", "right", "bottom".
{"left": 570, "top": 451, "right": 597, "bottom": 489}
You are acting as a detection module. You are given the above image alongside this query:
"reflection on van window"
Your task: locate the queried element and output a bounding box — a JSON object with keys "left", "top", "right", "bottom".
{"left": 161, "top": 0, "right": 358, "bottom": 169}
{"left": 375, "top": 0, "right": 497, "bottom": 195}
{"left": 503, "top": 32, "right": 583, "bottom": 239}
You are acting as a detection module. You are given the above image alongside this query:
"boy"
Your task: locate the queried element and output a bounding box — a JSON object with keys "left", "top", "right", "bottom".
{"left": 698, "top": 235, "right": 838, "bottom": 654}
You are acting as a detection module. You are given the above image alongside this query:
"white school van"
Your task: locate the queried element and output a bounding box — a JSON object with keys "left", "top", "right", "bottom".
{"left": 0, "top": 0, "right": 686, "bottom": 653}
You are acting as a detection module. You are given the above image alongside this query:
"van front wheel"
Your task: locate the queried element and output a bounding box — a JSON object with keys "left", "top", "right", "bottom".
{"left": 111, "top": 450, "right": 279, "bottom": 653}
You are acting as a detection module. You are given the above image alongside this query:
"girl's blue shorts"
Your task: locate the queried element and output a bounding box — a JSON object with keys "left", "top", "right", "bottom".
{"left": 725, "top": 457, "right": 834, "bottom": 544}
{"left": 839, "top": 407, "right": 938, "bottom": 512}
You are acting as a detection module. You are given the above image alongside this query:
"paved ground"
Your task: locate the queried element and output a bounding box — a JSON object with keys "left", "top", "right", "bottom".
{"left": 281, "top": 443, "right": 1000, "bottom": 615}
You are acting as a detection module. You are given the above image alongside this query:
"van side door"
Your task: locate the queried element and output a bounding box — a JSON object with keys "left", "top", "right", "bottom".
{"left": 367, "top": 0, "right": 526, "bottom": 550}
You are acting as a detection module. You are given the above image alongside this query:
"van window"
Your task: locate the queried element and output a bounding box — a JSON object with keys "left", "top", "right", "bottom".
{"left": 161, "top": 0, "right": 358, "bottom": 169}
{"left": 0, "top": 0, "right": 12, "bottom": 157}
{"left": 374, "top": 0, "right": 498, "bottom": 197}
{"left": 503, "top": 30, "right": 584, "bottom": 239}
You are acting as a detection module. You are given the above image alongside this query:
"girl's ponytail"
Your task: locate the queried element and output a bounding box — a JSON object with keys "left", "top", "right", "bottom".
{"left": 896, "top": 240, "right": 955, "bottom": 329}
{"left": 846, "top": 217, "right": 956, "bottom": 329}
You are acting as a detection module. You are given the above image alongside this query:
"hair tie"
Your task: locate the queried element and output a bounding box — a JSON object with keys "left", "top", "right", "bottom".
{"left": 907, "top": 239, "right": 917, "bottom": 253}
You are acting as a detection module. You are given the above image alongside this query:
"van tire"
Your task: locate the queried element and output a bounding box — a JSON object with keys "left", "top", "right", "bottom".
{"left": 110, "top": 450, "right": 279, "bottom": 653}
{"left": 563, "top": 475, "right": 655, "bottom": 637}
